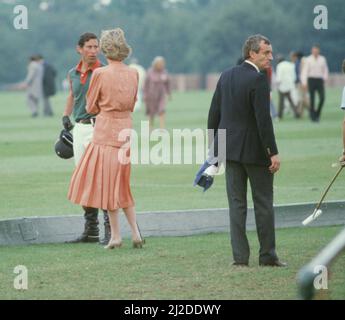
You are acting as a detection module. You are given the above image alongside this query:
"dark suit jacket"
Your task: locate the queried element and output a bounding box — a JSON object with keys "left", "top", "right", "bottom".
{"left": 43, "top": 62, "right": 57, "bottom": 97}
{"left": 208, "top": 62, "right": 278, "bottom": 166}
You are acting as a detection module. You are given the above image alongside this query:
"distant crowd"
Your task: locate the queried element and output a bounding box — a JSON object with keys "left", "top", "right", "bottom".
{"left": 14, "top": 42, "right": 331, "bottom": 125}
{"left": 264, "top": 44, "right": 329, "bottom": 123}
{"left": 20, "top": 54, "right": 57, "bottom": 118}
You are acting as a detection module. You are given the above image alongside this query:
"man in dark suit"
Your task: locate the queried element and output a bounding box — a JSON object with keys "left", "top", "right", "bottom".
{"left": 208, "top": 34, "right": 286, "bottom": 267}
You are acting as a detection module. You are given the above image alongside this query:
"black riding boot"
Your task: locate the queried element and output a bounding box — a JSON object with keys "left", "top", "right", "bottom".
{"left": 99, "top": 210, "right": 111, "bottom": 245}
{"left": 66, "top": 207, "right": 99, "bottom": 243}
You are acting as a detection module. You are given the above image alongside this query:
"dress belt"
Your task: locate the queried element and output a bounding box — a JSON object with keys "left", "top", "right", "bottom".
{"left": 99, "top": 111, "right": 131, "bottom": 119}
{"left": 77, "top": 118, "right": 94, "bottom": 124}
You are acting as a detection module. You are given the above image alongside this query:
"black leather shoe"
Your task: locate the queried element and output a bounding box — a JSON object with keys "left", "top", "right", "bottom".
{"left": 65, "top": 234, "right": 99, "bottom": 244}
{"left": 99, "top": 225, "right": 111, "bottom": 245}
{"left": 259, "top": 260, "right": 287, "bottom": 267}
{"left": 99, "top": 237, "right": 110, "bottom": 245}
{"left": 232, "top": 262, "right": 249, "bottom": 267}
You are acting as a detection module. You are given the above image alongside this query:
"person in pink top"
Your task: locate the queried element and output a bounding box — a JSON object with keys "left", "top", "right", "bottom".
{"left": 143, "top": 56, "right": 171, "bottom": 131}
{"left": 301, "top": 44, "right": 329, "bottom": 122}
{"left": 68, "top": 28, "right": 144, "bottom": 249}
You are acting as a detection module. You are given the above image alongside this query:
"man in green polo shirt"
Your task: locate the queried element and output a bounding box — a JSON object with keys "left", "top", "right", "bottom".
{"left": 62, "top": 32, "right": 110, "bottom": 244}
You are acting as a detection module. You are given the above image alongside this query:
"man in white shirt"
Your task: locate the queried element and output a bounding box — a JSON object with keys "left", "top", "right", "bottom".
{"left": 276, "top": 55, "right": 300, "bottom": 119}
{"left": 301, "top": 44, "right": 329, "bottom": 122}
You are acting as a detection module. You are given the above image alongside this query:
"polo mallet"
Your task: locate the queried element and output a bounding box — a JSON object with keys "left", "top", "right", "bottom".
{"left": 302, "top": 165, "right": 344, "bottom": 226}
{"left": 136, "top": 221, "right": 145, "bottom": 244}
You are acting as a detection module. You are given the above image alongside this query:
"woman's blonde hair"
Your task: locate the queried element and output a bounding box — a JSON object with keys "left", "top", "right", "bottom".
{"left": 152, "top": 56, "right": 165, "bottom": 69}
{"left": 100, "top": 28, "right": 131, "bottom": 61}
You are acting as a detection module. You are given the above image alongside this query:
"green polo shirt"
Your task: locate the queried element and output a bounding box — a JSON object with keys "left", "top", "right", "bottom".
{"left": 68, "top": 60, "right": 102, "bottom": 122}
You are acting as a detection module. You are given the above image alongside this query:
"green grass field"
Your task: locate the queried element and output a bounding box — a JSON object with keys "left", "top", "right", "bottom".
{"left": 1, "top": 89, "right": 345, "bottom": 218}
{"left": 0, "top": 226, "right": 344, "bottom": 300}
{"left": 1, "top": 89, "right": 345, "bottom": 300}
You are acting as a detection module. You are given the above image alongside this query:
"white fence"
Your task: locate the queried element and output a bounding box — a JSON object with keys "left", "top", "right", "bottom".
{"left": 169, "top": 73, "right": 345, "bottom": 92}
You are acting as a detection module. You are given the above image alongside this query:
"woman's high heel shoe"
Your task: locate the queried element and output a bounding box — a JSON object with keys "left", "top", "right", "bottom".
{"left": 132, "top": 239, "right": 144, "bottom": 249}
{"left": 104, "top": 240, "right": 122, "bottom": 249}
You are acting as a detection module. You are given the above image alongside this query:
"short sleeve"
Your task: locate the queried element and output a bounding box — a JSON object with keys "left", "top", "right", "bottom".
{"left": 67, "top": 72, "right": 73, "bottom": 92}
{"left": 86, "top": 71, "right": 102, "bottom": 115}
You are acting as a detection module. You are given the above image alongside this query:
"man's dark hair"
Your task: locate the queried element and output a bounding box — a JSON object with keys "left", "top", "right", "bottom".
{"left": 276, "top": 54, "right": 285, "bottom": 63}
{"left": 296, "top": 51, "right": 304, "bottom": 59}
{"left": 78, "top": 32, "right": 98, "bottom": 47}
{"left": 342, "top": 59, "right": 345, "bottom": 74}
{"left": 312, "top": 43, "right": 320, "bottom": 49}
{"left": 242, "top": 34, "right": 271, "bottom": 59}
{"left": 29, "top": 54, "right": 43, "bottom": 61}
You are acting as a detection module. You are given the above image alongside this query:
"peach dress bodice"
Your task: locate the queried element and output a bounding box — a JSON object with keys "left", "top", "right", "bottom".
{"left": 87, "top": 62, "right": 138, "bottom": 147}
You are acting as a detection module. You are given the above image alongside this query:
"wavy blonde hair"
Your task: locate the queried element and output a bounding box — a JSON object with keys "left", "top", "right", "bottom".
{"left": 100, "top": 28, "right": 131, "bottom": 61}
{"left": 152, "top": 56, "right": 166, "bottom": 70}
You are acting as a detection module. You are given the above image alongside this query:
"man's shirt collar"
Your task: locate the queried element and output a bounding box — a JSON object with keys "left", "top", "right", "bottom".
{"left": 244, "top": 60, "right": 260, "bottom": 73}
{"left": 76, "top": 59, "right": 102, "bottom": 73}
{"left": 75, "top": 59, "right": 102, "bottom": 84}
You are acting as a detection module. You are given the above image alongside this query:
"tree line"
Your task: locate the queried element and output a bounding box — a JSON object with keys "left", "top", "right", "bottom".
{"left": 0, "top": 0, "right": 344, "bottom": 85}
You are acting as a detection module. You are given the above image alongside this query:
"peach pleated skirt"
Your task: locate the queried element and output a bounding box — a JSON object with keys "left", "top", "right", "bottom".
{"left": 68, "top": 142, "right": 134, "bottom": 211}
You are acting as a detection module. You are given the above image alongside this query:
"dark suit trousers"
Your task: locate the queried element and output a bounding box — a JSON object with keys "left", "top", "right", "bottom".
{"left": 278, "top": 91, "right": 299, "bottom": 119}
{"left": 308, "top": 78, "right": 325, "bottom": 121}
{"left": 226, "top": 160, "right": 278, "bottom": 264}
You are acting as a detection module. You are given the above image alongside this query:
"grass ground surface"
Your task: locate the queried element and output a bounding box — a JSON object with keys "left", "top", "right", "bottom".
{"left": 1, "top": 89, "right": 345, "bottom": 218}
{"left": 0, "top": 226, "right": 344, "bottom": 300}
{"left": 1, "top": 89, "right": 345, "bottom": 300}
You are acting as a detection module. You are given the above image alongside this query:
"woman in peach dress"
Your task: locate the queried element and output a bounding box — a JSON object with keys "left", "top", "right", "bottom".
{"left": 68, "top": 28, "right": 144, "bottom": 249}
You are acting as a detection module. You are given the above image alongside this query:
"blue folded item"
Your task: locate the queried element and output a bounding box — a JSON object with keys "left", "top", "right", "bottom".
{"left": 194, "top": 161, "right": 215, "bottom": 192}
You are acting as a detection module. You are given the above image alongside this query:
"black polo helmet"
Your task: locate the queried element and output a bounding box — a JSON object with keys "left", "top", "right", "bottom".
{"left": 54, "top": 129, "right": 73, "bottom": 159}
